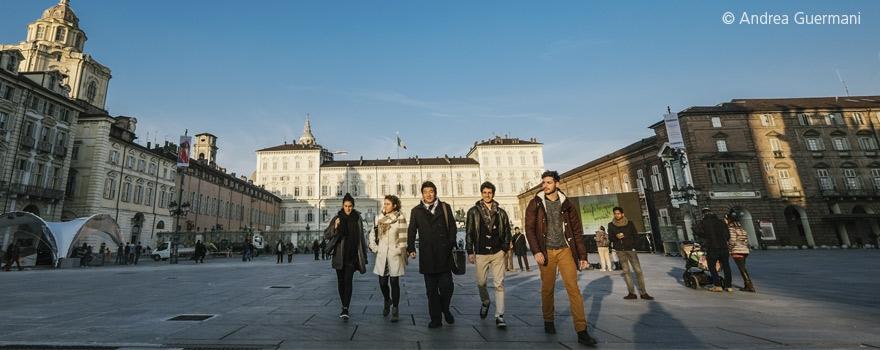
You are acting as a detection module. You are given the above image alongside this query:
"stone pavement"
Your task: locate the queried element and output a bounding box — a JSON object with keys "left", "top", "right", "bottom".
{"left": 0, "top": 250, "right": 878, "bottom": 349}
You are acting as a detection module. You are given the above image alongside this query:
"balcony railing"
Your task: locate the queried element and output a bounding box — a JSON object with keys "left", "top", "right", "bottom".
{"left": 2, "top": 182, "right": 64, "bottom": 200}
{"left": 772, "top": 151, "right": 785, "bottom": 158}
{"left": 864, "top": 150, "right": 878, "bottom": 157}
{"left": 779, "top": 188, "right": 803, "bottom": 197}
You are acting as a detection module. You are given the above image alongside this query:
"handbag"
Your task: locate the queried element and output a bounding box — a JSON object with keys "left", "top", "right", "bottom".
{"left": 442, "top": 203, "right": 466, "bottom": 275}
{"left": 323, "top": 217, "right": 342, "bottom": 256}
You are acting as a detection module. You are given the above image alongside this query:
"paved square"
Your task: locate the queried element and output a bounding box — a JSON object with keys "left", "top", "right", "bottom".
{"left": 0, "top": 250, "right": 878, "bottom": 349}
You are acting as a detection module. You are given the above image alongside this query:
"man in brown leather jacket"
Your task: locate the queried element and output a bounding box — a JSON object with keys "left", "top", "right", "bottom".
{"left": 525, "top": 171, "right": 597, "bottom": 347}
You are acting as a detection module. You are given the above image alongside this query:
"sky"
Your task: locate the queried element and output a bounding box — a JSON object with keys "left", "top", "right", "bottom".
{"left": 2, "top": 1, "right": 878, "bottom": 177}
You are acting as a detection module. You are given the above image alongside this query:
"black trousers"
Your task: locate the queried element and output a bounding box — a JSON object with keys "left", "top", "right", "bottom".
{"left": 276, "top": 253, "right": 283, "bottom": 264}
{"left": 314, "top": 250, "right": 320, "bottom": 260}
{"left": 516, "top": 254, "right": 530, "bottom": 270}
{"left": 379, "top": 275, "right": 401, "bottom": 307}
{"left": 707, "top": 251, "right": 732, "bottom": 288}
{"left": 423, "top": 272, "right": 454, "bottom": 323}
{"left": 336, "top": 264, "right": 357, "bottom": 309}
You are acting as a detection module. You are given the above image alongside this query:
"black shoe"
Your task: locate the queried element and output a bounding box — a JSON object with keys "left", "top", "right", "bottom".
{"left": 640, "top": 293, "right": 654, "bottom": 300}
{"left": 339, "top": 308, "right": 350, "bottom": 321}
{"left": 479, "top": 301, "right": 490, "bottom": 319}
{"left": 577, "top": 330, "right": 598, "bottom": 347}
{"left": 495, "top": 315, "right": 507, "bottom": 329}
{"left": 390, "top": 306, "right": 399, "bottom": 323}
{"left": 383, "top": 300, "right": 391, "bottom": 317}
{"left": 443, "top": 310, "right": 455, "bottom": 324}
{"left": 544, "top": 321, "right": 556, "bottom": 334}
{"left": 623, "top": 293, "right": 638, "bottom": 300}
{"left": 428, "top": 321, "right": 442, "bottom": 328}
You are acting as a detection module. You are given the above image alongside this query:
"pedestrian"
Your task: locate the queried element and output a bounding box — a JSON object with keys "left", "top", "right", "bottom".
{"left": 324, "top": 193, "right": 368, "bottom": 321}
{"left": 134, "top": 242, "right": 143, "bottom": 265}
{"left": 99, "top": 243, "right": 107, "bottom": 264}
{"left": 320, "top": 240, "right": 327, "bottom": 260}
{"left": 697, "top": 208, "right": 733, "bottom": 292}
{"left": 286, "top": 241, "right": 294, "bottom": 263}
{"left": 104, "top": 246, "right": 111, "bottom": 263}
{"left": 312, "top": 240, "right": 320, "bottom": 261}
{"left": 512, "top": 227, "right": 530, "bottom": 272}
{"left": 194, "top": 240, "right": 207, "bottom": 263}
{"left": 248, "top": 241, "right": 256, "bottom": 261}
{"left": 242, "top": 238, "right": 250, "bottom": 262}
{"left": 594, "top": 226, "right": 612, "bottom": 271}
{"left": 465, "top": 181, "right": 512, "bottom": 328}
{"left": 124, "top": 242, "right": 132, "bottom": 265}
{"left": 78, "top": 243, "right": 89, "bottom": 267}
{"left": 407, "top": 181, "right": 457, "bottom": 329}
{"left": 116, "top": 243, "right": 124, "bottom": 265}
{"left": 609, "top": 207, "right": 654, "bottom": 300}
{"left": 275, "top": 239, "right": 284, "bottom": 264}
{"left": 726, "top": 212, "right": 756, "bottom": 292}
{"left": 4, "top": 241, "right": 22, "bottom": 271}
{"left": 505, "top": 239, "right": 515, "bottom": 272}
{"left": 368, "top": 195, "right": 409, "bottom": 323}
{"left": 525, "top": 170, "right": 597, "bottom": 346}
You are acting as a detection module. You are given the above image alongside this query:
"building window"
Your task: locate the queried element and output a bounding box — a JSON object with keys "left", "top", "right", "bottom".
{"left": 832, "top": 137, "right": 850, "bottom": 151}
{"left": 293, "top": 210, "right": 300, "bottom": 223}
{"left": 738, "top": 163, "right": 751, "bottom": 183}
{"left": 145, "top": 187, "right": 154, "bottom": 206}
{"left": 871, "top": 169, "right": 880, "bottom": 190}
{"left": 86, "top": 81, "right": 97, "bottom": 103}
{"left": 769, "top": 138, "right": 782, "bottom": 152}
{"left": 321, "top": 185, "right": 328, "bottom": 196}
{"left": 817, "top": 169, "right": 834, "bottom": 190}
{"left": 760, "top": 114, "right": 775, "bottom": 126}
{"left": 853, "top": 113, "right": 865, "bottom": 125}
{"left": 126, "top": 155, "right": 135, "bottom": 169}
{"left": 711, "top": 117, "right": 722, "bottom": 128}
{"left": 826, "top": 113, "right": 845, "bottom": 126}
{"left": 658, "top": 208, "right": 671, "bottom": 226}
{"left": 137, "top": 159, "right": 146, "bottom": 172}
{"left": 844, "top": 169, "right": 861, "bottom": 190}
{"left": 121, "top": 181, "right": 132, "bottom": 202}
{"left": 858, "top": 137, "right": 879, "bottom": 151}
{"left": 35, "top": 25, "right": 45, "bottom": 39}
{"left": 0, "top": 112, "right": 7, "bottom": 131}
{"left": 622, "top": 175, "right": 630, "bottom": 192}
{"left": 715, "top": 139, "right": 728, "bottom": 152}
{"left": 54, "top": 27, "right": 66, "bottom": 42}
{"left": 307, "top": 210, "right": 314, "bottom": 222}
{"left": 777, "top": 170, "right": 793, "bottom": 191}
{"left": 650, "top": 165, "right": 664, "bottom": 191}
{"left": 322, "top": 209, "right": 329, "bottom": 222}
{"left": 103, "top": 178, "right": 116, "bottom": 199}
{"left": 806, "top": 138, "right": 824, "bottom": 151}
{"left": 797, "top": 113, "right": 813, "bottom": 126}
{"left": 294, "top": 187, "right": 301, "bottom": 197}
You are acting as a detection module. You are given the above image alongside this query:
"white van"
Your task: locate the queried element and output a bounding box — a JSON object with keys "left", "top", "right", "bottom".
{"left": 151, "top": 241, "right": 195, "bottom": 261}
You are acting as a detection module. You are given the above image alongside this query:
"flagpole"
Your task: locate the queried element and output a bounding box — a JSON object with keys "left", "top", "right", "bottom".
{"left": 396, "top": 132, "right": 400, "bottom": 160}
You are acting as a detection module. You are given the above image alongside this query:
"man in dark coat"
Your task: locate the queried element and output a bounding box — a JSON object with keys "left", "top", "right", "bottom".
{"left": 697, "top": 208, "right": 732, "bottom": 292}
{"left": 608, "top": 207, "right": 653, "bottom": 300}
{"left": 4, "top": 241, "right": 22, "bottom": 271}
{"left": 313, "top": 240, "right": 320, "bottom": 260}
{"left": 134, "top": 242, "right": 143, "bottom": 265}
{"left": 407, "top": 181, "right": 457, "bottom": 329}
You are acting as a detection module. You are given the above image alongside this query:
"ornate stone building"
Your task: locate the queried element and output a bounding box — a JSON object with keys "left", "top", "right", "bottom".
{"left": 255, "top": 119, "right": 544, "bottom": 246}
{"left": 0, "top": 0, "right": 111, "bottom": 109}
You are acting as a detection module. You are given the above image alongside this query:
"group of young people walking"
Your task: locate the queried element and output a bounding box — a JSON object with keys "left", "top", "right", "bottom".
{"left": 319, "top": 170, "right": 668, "bottom": 347}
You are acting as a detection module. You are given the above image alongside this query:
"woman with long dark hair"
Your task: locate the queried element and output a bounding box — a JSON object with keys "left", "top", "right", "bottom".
{"left": 368, "top": 195, "right": 408, "bottom": 322}
{"left": 324, "top": 193, "right": 368, "bottom": 320}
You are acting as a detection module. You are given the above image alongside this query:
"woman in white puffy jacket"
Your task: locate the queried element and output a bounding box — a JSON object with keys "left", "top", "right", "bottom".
{"left": 368, "top": 195, "right": 408, "bottom": 322}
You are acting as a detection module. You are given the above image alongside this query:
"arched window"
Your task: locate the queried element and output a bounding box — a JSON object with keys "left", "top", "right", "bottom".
{"left": 156, "top": 221, "right": 165, "bottom": 230}
{"left": 86, "top": 81, "right": 97, "bottom": 102}
{"left": 55, "top": 27, "right": 66, "bottom": 42}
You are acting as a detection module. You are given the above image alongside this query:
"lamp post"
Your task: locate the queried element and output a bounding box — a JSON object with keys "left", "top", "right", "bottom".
{"left": 168, "top": 169, "right": 190, "bottom": 264}
{"left": 663, "top": 147, "right": 699, "bottom": 241}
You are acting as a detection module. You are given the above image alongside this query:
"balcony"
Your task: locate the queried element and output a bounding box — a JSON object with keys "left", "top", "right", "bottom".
{"left": 810, "top": 151, "right": 824, "bottom": 158}
{"left": 53, "top": 145, "right": 67, "bottom": 158}
{"left": 820, "top": 189, "right": 840, "bottom": 197}
{"left": 864, "top": 150, "right": 878, "bottom": 158}
{"left": 780, "top": 188, "right": 803, "bottom": 198}
{"left": 837, "top": 151, "right": 852, "bottom": 158}
{"left": 37, "top": 140, "right": 52, "bottom": 153}
{"left": 21, "top": 136, "right": 36, "bottom": 149}
{"left": 3, "top": 182, "right": 64, "bottom": 201}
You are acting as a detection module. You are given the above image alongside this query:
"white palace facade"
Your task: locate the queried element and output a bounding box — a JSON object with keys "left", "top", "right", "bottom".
{"left": 254, "top": 119, "right": 545, "bottom": 244}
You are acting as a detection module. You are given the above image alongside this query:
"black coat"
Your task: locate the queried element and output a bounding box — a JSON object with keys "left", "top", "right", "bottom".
{"left": 464, "top": 202, "right": 512, "bottom": 255}
{"left": 697, "top": 214, "right": 730, "bottom": 253}
{"left": 513, "top": 233, "right": 528, "bottom": 256}
{"left": 407, "top": 201, "right": 457, "bottom": 274}
{"left": 608, "top": 220, "right": 639, "bottom": 251}
{"left": 324, "top": 210, "right": 368, "bottom": 273}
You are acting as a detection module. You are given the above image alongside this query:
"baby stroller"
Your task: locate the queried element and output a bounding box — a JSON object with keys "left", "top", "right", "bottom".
{"left": 680, "top": 241, "right": 712, "bottom": 289}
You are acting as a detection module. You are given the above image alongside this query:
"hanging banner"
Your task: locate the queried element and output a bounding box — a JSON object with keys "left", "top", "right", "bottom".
{"left": 664, "top": 112, "right": 685, "bottom": 149}
{"left": 177, "top": 135, "right": 192, "bottom": 168}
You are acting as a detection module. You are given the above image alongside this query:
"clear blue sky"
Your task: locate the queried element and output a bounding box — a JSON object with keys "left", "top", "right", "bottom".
{"left": 2, "top": 1, "right": 878, "bottom": 177}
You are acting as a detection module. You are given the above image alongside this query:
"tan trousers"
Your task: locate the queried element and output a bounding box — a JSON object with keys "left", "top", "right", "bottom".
{"left": 475, "top": 250, "right": 506, "bottom": 317}
{"left": 597, "top": 246, "right": 612, "bottom": 270}
{"left": 539, "top": 248, "right": 587, "bottom": 332}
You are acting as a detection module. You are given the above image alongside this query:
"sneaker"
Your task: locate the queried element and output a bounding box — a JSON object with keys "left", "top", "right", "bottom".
{"left": 479, "top": 301, "right": 490, "bottom": 319}
{"left": 544, "top": 321, "right": 556, "bottom": 334}
{"left": 339, "top": 308, "right": 350, "bottom": 320}
{"left": 640, "top": 293, "right": 654, "bottom": 300}
{"left": 709, "top": 286, "right": 723, "bottom": 292}
{"left": 740, "top": 286, "right": 756, "bottom": 293}
{"left": 443, "top": 310, "right": 455, "bottom": 324}
{"left": 577, "top": 330, "right": 598, "bottom": 347}
{"left": 725, "top": 288, "right": 735, "bottom": 292}
{"left": 495, "top": 315, "right": 507, "bottom": 329}
{"left": 383, "top": 300, "right": 391, "bottom": 317}
{"left": 623, "top": 293, "right": 638, "bottom": 300}
{"left": 390, "top": 306, "right": 399, "bottom": 323}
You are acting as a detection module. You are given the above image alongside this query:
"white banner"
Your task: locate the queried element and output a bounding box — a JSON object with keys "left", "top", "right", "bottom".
{"left": 664, "top": 112, "right": 685, "bottom": 149}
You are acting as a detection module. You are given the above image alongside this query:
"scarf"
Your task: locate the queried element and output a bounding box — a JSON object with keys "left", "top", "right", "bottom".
{"left": 478, "top": 200, "right": 498, "bottom": 230}
{"left": 338, "top": 210, "right": 361, "bottom": 236}
{"left": 377, "top": 211, "right": 401, "bottom": 239}
{"left": 612, "top": 215, "right": 629, "bottom": 227}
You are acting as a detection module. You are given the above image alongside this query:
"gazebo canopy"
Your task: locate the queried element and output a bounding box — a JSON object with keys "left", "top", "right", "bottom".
{"left": 0, "top": 212, "right": 122, "bottom": 266}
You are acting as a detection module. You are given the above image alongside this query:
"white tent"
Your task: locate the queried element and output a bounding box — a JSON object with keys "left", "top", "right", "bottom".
{"left": 0, "top": 212, "right": 122, "bottom": 266}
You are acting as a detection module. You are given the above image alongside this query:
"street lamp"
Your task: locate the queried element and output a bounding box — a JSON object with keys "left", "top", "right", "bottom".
{"left": 167, "top": 199, "right": 190, "bottom": 264}
{"left": 663, "top": 147, "right": 699, "bottom": 241}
